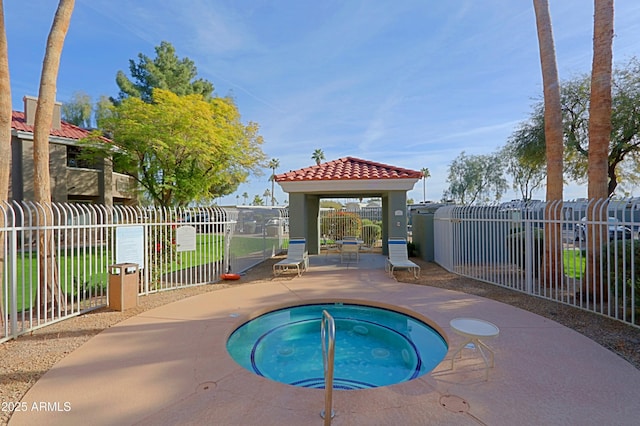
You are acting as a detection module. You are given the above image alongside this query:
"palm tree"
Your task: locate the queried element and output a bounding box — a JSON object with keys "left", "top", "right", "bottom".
{"left": 588, "top": 0, "right": 613, "bottom": 201}
{"left": 420, "top": 168, "right": 431, "bottom": 202}
{"left": 235, "top": 194, "right": 240, "bottom": 205}
{"left": 33, "top": 0, "right": 75, "bottom": 313}
{"left": 311, "top": 149, "right": 325, "bottom": 165}
{"left": 252, "top": 195, "right": 264, "bottom": 206}
{"left": 586, "top": 0, "right": 614, "bottom": 299}
{"left": 242, "top": 192, "right": 248, "bottom": 205}
{"left": 533, "top": 0, "right": 564, "bottom": 287}
{"left": 0, "top": 3, "right": 11, "bottom": 204}
{"left": 263, "top": 189, "right": 271, "bottom": 205}
{"left": 0, "top": 2, "right": 11, "bottom": 326}
{"left": 268, "top": 158, "right": 280, "bottom": 206}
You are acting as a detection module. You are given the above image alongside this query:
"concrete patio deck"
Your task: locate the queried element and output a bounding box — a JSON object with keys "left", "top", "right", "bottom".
{"left": 10, "top": 254, "right": 640, "bottom": 425}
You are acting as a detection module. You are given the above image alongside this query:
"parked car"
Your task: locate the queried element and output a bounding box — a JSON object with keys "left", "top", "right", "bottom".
{"left": 574, "top": 217, "right": 632, "bottom": 241}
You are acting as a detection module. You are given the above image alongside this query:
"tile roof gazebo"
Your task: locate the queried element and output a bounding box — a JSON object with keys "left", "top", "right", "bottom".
{"left": 275, "top": 157, "right": 423, "bottom": 254}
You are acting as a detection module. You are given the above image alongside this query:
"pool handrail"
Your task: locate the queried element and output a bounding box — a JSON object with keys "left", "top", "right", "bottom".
{"left": 321, "top": 310, "right": 336, "bottom": 424}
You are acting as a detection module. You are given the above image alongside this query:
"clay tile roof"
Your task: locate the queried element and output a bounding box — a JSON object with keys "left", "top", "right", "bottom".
{"left": 11, "top": 111, "right": 104, "bottom": 141}
{"left": 275, "top": 156, "right": 423, "bottom": 182}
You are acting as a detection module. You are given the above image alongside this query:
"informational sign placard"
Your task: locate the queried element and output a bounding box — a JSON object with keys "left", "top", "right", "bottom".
{"left": 115, "top": 225, "right": 145, "bottom": 268}
{"left": 175, "top": 225, "right": 197, "bottom": 252}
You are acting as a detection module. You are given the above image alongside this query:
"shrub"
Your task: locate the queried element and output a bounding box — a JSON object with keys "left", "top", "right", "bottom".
{"left": 508, "top": 228, "right": 543, "bottom": 277}
{"left": 361, "top": 223, "right": 381, "bottom": 247}
{"left": 607, "top": 240, "right": 640, "bottom": 316}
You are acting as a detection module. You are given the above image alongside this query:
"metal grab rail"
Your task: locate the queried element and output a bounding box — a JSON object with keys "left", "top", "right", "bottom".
{"left": 321, "top": 310, "right": 336, "bottom": 424}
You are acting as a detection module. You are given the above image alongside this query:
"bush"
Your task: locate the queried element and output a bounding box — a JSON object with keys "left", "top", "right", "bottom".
{"left": 607, "top": 240, "right": 640, "bottom": 316}
{"left": 508, "top": 228, "right": 543, "bottom": 277}
{"left": 361, "top": 223, "right": 381, "bottom": 247}
{"left": 407, "top": 241, "right": 418, "bottom": 257}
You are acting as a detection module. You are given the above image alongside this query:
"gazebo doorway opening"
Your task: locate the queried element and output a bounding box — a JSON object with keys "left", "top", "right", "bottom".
{"left": 319, "top": 197, "right": 384, "bottom": 254}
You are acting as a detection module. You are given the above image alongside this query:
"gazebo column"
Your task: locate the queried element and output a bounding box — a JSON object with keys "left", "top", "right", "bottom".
{"left": 385, "top": 190, "right": 408, "bottom": 254}
{"left": 288, "top": 193, "right": 321, "bottom": 254}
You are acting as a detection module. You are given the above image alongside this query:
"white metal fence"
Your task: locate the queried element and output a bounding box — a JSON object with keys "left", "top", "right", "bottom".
{"left": 319, "top": 204, "right": 383, "bottom": 251}
{"left": 434, "top": 198, "right": 640, "bottom": 327}
{"left": 1, "top": 202, "right": 287, "bottom": 342}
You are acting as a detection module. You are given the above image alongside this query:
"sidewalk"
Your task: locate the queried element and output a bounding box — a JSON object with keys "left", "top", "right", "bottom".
{"left": 10, "top": 254, "right": 640, "bottom": 425}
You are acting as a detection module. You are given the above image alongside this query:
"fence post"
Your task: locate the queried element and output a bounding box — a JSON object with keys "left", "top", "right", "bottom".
{"left": 524, "top": 217, "right": 534, "bottom": 295}
{"left": 8, "top": 226, "right": 18, "bottom": 339}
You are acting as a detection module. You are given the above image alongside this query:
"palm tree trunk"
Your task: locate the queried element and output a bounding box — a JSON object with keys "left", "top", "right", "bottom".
{"left": 586, "top": 0, "right": 614, "bottom": 302}
{"left": 0, "top": 3, "right": 11, "bottom": 326}
{"left": 533, "top": 0, "right": 564, "bottom": 287}
{"left": 33, "top": 0, "right": 75, "bottom": 313}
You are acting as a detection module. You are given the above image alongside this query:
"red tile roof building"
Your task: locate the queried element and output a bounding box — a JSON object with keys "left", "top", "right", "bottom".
{"left": 9, "top": 97, "right": 136, "bottom": 205}
{"left": 11, "top": 111, "right": 96, "bottom": 141}
{"left": 275, "top": 157, "right": 423, "bottom": 182}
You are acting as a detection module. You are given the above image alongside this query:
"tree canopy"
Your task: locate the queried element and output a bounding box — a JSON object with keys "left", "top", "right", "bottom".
{"left": 86, "top": 89, "right": 266, "bottom": 207}
{"left": 502, "top": 118, "right": 547, "bottom": 201}
{"left": 443, "top": 151, "right": 507, "bottom": 204}
{"left": 61, "top": 90, "right": 92, "bottom": 127}
{"left": 115, "top": 41, "right": 214, "bottom": 103}
{"left": 510, "top": 57, "right": 640, "bottom": 196}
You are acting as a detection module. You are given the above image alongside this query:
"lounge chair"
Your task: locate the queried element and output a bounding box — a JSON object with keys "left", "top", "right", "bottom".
{"left": 340, "top": 240, "right": 360, "bottom": 263}
{"left": 385, "top": 239, "right": 420, "bottom": 278}
{"left": 273, "top": 238, "right": 309, "bottom": 276}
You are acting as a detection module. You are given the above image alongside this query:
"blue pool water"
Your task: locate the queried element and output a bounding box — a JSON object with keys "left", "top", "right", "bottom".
{"left": 226, "top": 303, "right": 448, "bottom": 390}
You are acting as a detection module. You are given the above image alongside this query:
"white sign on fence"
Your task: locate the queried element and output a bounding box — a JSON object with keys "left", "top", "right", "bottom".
{"left": 116, "top": 225, "right": 145, "bottom": 268}
{"left": 175, "top": 225, "right": 197, "bottom": 252}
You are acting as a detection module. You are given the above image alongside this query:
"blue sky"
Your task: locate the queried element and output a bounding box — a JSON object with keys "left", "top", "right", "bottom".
{"left": 5, "top": 1, "right": 640, "bottom": 205}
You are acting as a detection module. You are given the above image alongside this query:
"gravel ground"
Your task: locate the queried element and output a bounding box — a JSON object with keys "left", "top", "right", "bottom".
{"left": 1, "top": 257, "right": 639, "bottom": 424}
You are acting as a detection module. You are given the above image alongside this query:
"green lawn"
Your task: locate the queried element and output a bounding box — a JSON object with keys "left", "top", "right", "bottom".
{"left": 11, "top": 234, "right": 228, "bottom": 311}
{"left": 563, "top": 249, "right": 586, "bottom": 279}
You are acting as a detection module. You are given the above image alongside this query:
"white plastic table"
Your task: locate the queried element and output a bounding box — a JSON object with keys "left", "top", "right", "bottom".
{"left": 449, "top": 318, "right": 500, "bottom": 380}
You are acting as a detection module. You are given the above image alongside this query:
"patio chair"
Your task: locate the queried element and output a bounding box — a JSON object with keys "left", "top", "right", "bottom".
{"left": 273, "top": 238, "right": 309, "bottom": 276}
{"left": 385, "top": 239, "right": 420, "bottom": 278}
{"left": 340, "top": 240, "right": 360, "bottom": 263}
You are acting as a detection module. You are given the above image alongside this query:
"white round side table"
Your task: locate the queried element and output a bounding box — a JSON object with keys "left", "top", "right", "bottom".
{"left": 449, "top": 318, "right": 500, "bottom": 380}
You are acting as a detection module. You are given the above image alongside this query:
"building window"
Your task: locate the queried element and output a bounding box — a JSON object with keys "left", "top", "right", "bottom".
{"left": 67, "top": 146, "right": 95, "bottom": 169}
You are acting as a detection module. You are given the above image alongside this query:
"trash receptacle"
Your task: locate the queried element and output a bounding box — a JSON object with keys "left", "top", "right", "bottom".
{"left": 108, "top": 263, "right": 139, "bottom": 311}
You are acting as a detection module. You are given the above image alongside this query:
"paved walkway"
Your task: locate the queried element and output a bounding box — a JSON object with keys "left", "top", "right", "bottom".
{"left": 10, "top": 255, "right": 640, "bottom": 425}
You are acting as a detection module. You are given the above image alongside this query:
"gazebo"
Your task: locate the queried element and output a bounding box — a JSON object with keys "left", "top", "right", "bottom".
{"left": 275, "top": 157, "right": 423, "bottom": 255}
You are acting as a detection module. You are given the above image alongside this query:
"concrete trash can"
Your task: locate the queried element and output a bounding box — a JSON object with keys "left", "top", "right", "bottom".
{"left": 108, "top": 263, "right": 139, "bottom": 311}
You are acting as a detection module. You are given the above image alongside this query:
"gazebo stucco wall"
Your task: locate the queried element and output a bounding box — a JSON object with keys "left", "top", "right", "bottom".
{"left": 275, "top": 157, "right": 423, "bottom": 255}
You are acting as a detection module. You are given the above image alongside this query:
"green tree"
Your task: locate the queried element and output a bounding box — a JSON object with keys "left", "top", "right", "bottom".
{"left": 94, "top": 95, "right": 114, "bottom": 128}
{"left": 85, "top": 89, "right": 266, "bottom": 208}
{"left": 312, "top": 148, "right": 325, "bottom": 165}
{"left": 242, "top": 192, "right": 249, "bottom": 205}
{"left": 444, "top": 151, "right": 507, "bottom": 204}
{"left": 115, "top": 41, "right": 214, "bottom": 103}
{"left": 268, "top": 158, "right": 280, "bottom": 206}
{"left": 61, "top": 90, "right": 92, "bottom": 127}
{"left": 512, "top": 57, "right": 640, "bottom": 197}
{"left": 252, "top": 194, "right": 264, "bottom": 206}
{"left": 502, "top": 126, "right": 546, "bottom": 200}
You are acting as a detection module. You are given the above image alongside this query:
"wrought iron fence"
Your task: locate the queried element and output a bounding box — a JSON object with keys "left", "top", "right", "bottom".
{"left": 1, "top": 202, "right": 287, "bottom": 342}
{"left": 434, "top": 198, "right": 640, "bottom": 327}
{"left": 319, "top": 204, "right": 383, "bottom": 252}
